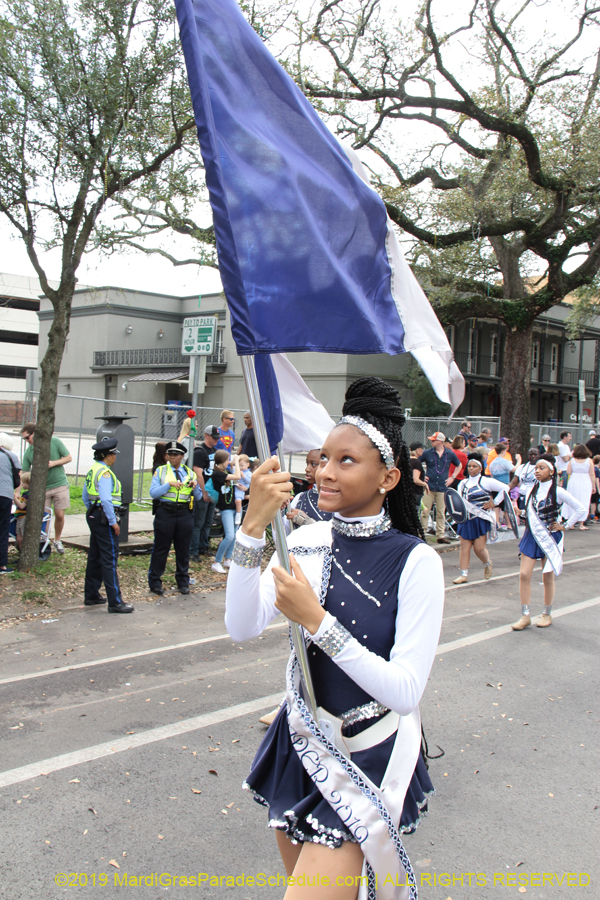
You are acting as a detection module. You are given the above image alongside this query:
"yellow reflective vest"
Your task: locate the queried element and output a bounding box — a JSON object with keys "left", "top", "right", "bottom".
{"left": 85, "top": 461, "right": 122, "bottom": 500}
{"left": 156, "top": 463, "right": 195, "bottom": 503}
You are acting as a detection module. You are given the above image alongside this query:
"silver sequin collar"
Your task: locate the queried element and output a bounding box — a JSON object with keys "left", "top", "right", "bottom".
{"left": 331, "top": 514, "right": 392, "bottom": 538}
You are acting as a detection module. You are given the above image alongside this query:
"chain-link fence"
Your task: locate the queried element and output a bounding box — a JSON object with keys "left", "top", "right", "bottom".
{"left": 0, "top": 390, "right": 246, "bottom": 501}
{"left": 1, "top": 390, "right": 597, "bottom": 496}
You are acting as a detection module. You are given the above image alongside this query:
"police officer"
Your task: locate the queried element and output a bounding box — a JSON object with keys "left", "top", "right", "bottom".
{"left": 83, "top": 438, "right": 134, "bottom": 613}
{"left": 148, "top": 441, "right": 202, "bottom": 595}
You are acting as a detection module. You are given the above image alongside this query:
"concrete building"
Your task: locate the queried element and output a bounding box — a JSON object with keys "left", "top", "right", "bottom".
{"left": 2, "top": 269, "right": 598, "bottom": 424}
{"left": 36, "top": 281, "right": 409, "bottom": 417}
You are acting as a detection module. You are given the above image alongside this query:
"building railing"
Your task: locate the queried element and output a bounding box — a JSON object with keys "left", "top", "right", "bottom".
{"left": 455, "top": 351, "right": 598, "bottom": 388}
{"left": 92, "top": 346, "right": 227, "bottom": 368}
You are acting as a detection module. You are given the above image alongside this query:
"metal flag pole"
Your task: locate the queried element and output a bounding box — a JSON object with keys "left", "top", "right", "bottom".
{"left": 241, "top": 355, "right": 318, "bottom": 719}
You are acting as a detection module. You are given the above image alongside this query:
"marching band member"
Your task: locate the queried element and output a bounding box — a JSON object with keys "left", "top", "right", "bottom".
{"left": 512, "top": 454, "right": 585, "bottom": 630}
{"left": 453, "top": 454, "right": 508, "bottom": 584}
{"left": 225, "top": 378, "right": 444, "bottom": 900}
{"left": 286, "top": 449, "right": 333, "bottom": 528}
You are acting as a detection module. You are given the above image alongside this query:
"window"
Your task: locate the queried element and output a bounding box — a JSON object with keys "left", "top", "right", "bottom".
{"left": 467, "top": 326, "right": 478, "bottom": 374}
{"left": 531, "top": 340, "right": 540, "bottom": 381}
{"left": 490, "top": 333, "right": 499, "bottom": 377}
{"left": 550, "top": 344, "right": 558, "bottom": 384}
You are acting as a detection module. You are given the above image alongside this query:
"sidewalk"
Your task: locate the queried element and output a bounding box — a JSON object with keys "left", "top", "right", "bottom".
{"left": 60, "top": 510, "right": 154, "bottom": 538}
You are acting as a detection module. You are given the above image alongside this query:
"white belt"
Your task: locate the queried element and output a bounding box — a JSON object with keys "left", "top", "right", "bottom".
{"left": 317, "top": 706, "right": 400, "bottom": 758}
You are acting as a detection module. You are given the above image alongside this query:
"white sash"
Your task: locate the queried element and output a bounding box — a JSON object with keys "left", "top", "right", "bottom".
{"left": 280, "top": 522, "right": 422, "bottom": 900}
{"left": 526, "top": 497, "right": 563, "bottom": 576}
{"left": 458, "top": 480, "right": 498, "bottom": 542}
{"left": 286, "top": 654, "right": 419, "bottom": 900}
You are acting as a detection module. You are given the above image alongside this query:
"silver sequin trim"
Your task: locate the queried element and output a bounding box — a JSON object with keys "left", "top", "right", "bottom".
{"left": 331, "top": 514, "right": 392, "bottom": 538}
{"left": 337, "top": 416, "right": 395, "bottom": 469}
{"left": 314, "top": 619, "right": 352, "bottom": 657}
{"left": 341, "top": 700, "right": 390, "bottom": 727}
{"left": 331, "top": 557, "right": 381, "bottom": 607}
{"left": 232, "top": 541, "right": 263, "bottom": 568}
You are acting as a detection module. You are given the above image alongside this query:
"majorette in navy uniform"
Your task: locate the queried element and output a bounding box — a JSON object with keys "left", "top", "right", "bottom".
{"left": 452, "top": 453, "right": 507, "bottom": 584}
{"left": 290, "top": 483, "right": 333, "bottom": 524}
{"left": 226, "top": 392, "right": 444, "bottom": 900}
{"left": 513, "top": 455, "right": 585, "bottom": 631}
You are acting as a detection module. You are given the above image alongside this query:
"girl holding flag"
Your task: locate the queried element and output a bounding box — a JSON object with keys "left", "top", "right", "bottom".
{"left": 453, "top": 453, "right": 508, "bottom": 584}
{"left": 225, "top": 378, "right": 443, "bottom": 900}
{"left": 512, "top": 454, "right": 585, "bottom": 631}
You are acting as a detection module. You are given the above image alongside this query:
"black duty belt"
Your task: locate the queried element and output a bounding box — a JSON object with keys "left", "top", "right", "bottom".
{"left": 159, "top": 500, "right": 192, "bottom": 507}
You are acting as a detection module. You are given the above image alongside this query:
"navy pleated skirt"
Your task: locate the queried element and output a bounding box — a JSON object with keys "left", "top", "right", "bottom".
{"left": 519, "top": 527, "right": 561, "bottom": 560}
{"left": 244, "top": 705, "right": 434, "bottom": 847}
{"left": 457, "top": 517, "right": 491, "bottom": 540}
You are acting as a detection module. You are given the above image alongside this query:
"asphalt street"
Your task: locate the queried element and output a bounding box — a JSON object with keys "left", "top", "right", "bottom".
{"left": 0, "top": 532, "right": 598, "bottom": 900}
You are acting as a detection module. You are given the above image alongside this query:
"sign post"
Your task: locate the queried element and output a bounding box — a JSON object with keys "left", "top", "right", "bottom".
{"left": 182, "top": 316, "right": 218, "bottom": 455}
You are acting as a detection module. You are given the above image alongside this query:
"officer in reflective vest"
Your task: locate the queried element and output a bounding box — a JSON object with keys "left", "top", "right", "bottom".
{"left": 82, "top": 438, "right": 134, "bottom": 613}
{"left": 148, "top": 441, "right": 202, "bottom": 595}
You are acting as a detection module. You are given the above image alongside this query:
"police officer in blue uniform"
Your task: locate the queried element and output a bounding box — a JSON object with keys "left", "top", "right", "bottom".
{"left": 82, "top": 438, "right": 134, "bottom": 613}
{"left": 148, "top": 441, "right": 203, "bottom": 595}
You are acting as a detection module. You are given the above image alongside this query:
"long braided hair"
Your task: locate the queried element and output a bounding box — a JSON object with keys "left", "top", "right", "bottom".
{"left": 341, "top": 376, "right": 423, "bottom": 538}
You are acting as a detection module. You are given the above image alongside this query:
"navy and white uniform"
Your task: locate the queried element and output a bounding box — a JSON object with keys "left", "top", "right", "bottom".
{"left": 291, "top": 484, "right": 333, "bottom": 522}
{"left": 519, "top": 481, "right": 585, "bottom": 560}
{"left": 456, "top": 475, "right": 506, "bottom": 540}
{"left": 82, "top": 463, "right": 125, "bottom": 608}
{"left": 226, "top": 513, "right": 444, "bottom": 846}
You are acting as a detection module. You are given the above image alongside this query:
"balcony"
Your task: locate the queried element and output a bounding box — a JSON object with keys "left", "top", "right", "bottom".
{"left": 530, "top": 365, "right": 597, "bottom": 388}
{"left": 92, "top": 346, "right": 227, "bottom": 369}
{"left": 454, "top": 351, "right": 498, "bottom": 378}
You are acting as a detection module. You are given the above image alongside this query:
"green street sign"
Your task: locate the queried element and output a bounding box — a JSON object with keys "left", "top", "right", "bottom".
{"left": 181, "top": 316, "right": 218, "bottom": 356}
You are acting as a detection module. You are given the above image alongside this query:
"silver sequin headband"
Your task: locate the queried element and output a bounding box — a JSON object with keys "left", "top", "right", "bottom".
{"left": 337, "top": 416, "right": 395, "bottom": 469}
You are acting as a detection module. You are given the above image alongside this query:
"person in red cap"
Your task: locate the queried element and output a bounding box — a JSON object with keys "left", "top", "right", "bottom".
{"left": 420, "top": 432, "right": 463, "bottom": 543}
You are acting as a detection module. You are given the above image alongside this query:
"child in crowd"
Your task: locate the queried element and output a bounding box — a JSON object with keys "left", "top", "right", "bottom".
{"left": 234, "top": 454, "right": 252, "bottom": 525}
{"left": 249, "top": 458, "right": 260, "bottom": 473}
{"left": 14, "top": 471, "right": 30, "bottom": 550}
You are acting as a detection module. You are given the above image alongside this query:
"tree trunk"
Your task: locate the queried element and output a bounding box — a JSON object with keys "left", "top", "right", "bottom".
{"left": 499, "top": 323, "right": 533, "bottom": 460}
{"left": 19, "top": 286, "right": 73, "bottom": 570}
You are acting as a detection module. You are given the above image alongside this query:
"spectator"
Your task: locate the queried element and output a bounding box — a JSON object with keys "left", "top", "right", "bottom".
{"left": 586, "top": 429, "right": 600, "bottom": 457}
{"left": 538, "top": 433, "right": 551, "bottom": 455}
{"left": 217, "top": 410, "right": 236, "bottom": 454}
{"left": 480, "top": 427, "right": 493, "bottom": 444}
{"left": 508, "top": 448, "right": 538, "bottom": 509}
{"left": 466, "top": 433, "right": 479, "bottom": 454}
{"left": 450, "top": 435, "right": 468, "bottom": 488}
{"left": 420, "top": 431, "right": 463, "bottom": 544}
{"left": 562, "top": 444, "right": 594, "bottom": 530}
{"left": 590, "top": 455, "right": 600, "bottom": 522}
{"left": 485, "top": 436, "right": 512, "bottom": 475}
{"left": 409, "top": 441, "right": 428, "bottom": 518}
{"left": 189, "top": 425, "right": 221, "bottom": 560}
{"left": 459, "top": 421, "right": 471, "bottom": 438}
{"left": 238, "top": 411, "right": 258, "bottom": 458}
{"left": 234, "top": 454, "right": 252, "bottom": 525}
{"left": 0, "top": 432, "right": 21, "bottom": 574}
{"left": 152, "top": 442, "right": 167, "bottom": 474}
{"left": 548, "top": 442, "right": 560, "bottom": 457}
{"left": 14, "top": 470, "right": 31, "bottom": 551}
{"left": 489, "top": 443, "right": 521, "bottom": 485}
{"left": 211, "top": 450, "right": 241, "bottom": 574}
{"left": 20, "top": 423, "right": 72, "bottom": 555}
{"left": 476, "top": 433, "right": 491, "bottom": 460}
{"left": 555, "top": 431, "right": 572, "bottom": 486}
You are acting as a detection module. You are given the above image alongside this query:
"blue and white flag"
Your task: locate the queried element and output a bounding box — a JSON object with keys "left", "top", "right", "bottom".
{"left": 175, "top": 0, "right": 464, "bottom": 414}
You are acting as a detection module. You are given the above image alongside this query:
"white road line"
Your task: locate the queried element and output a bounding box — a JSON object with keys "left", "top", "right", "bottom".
{"left": 445, "top": 552, "right": 600, "bottom": 591}
{"left": 0, "top": 621, "right": 288, "bottom": 686}
{"left": 0, "top": 693, "right": 283, "bottom": 789}
{"left": 2, "top": 597, "right": 598, "bottom": 788}
{"left": 436, "top": 596, "right": 600, "bottom": 655}
{"left": 2, "top": 552, "right": 599, "bottom": 687}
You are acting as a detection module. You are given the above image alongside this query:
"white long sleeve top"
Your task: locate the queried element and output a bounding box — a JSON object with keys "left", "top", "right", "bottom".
{"left": 224, "top": 513, "right": 445, "bottom": 717}
{"left": 524, "top": 480, "right": 586, "bottom": 530}
{"left": 459, "top": 474, "right": 508, "bottom": 504}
